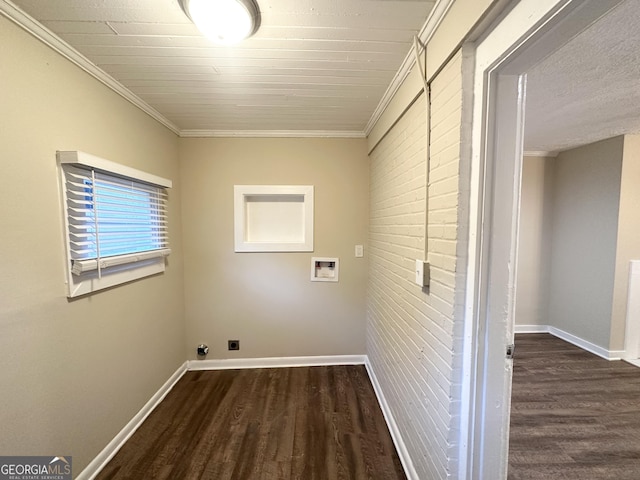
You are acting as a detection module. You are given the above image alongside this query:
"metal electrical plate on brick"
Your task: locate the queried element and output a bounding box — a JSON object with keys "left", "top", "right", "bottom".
{"left": 415, "top": 260, "right": 430, "bottom": 287}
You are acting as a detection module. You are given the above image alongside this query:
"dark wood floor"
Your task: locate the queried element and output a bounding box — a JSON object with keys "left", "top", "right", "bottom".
{"left": 96, "top": 365, "right": 406, "bottom": 480}
{"left": 509, "top": 333, "right": 640, "bottom": 479}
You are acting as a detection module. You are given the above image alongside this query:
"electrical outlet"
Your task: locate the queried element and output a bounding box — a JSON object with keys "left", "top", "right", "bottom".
{"left": 228, "top": 340, "right": 240, "bottom": 351}
{"left": 197, "top": 344, "right": 209, "bottom": 356}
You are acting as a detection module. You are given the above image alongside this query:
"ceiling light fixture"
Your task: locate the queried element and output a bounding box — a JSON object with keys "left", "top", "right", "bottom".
{"left": 179, "top": 0, "right": 261, "bottom": 45}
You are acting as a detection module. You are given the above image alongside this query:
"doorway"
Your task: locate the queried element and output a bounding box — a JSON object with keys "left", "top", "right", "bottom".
{"left": 463, "top": 0, "right": 627, "bottom": 478}
{"left": 625, "top": 262, "right": 640, "bottom": 366}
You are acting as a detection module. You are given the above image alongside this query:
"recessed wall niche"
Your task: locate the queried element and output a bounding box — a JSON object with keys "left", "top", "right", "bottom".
{"left": 234, "top": 185, "right": 314, "bottom": 252}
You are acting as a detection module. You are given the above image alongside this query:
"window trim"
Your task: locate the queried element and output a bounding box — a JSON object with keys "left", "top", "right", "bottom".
{"left": 57, "top": 151, "right": 172, "bottom": 298}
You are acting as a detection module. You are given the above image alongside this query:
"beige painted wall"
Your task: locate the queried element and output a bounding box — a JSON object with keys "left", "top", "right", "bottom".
{"left": 179, "top": 137, "right": 369, "bottom": 359}
{"left": 548, "top": 137, "right": 624, "bottom": 348}
{"left": 611, "top": 134, "right": 640, "bottom": 350}
{"left": 0, "top": 17, "right": 184, "bottom": 475}
{"left": 517, "top": 139, "right": 640, "bottom": 353}
{"left": 515, "top": 155, "right": 555, "bottom": 326}
{"left": 0, "top": 1, "right": 518, "bottom": 478}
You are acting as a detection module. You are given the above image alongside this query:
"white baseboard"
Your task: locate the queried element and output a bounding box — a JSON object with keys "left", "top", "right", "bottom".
{"left": 625, "top": 358, "right": 640, "bottom": 368}
{"left": 78, "top": 354, "right": 414, "bottom": 480}
{"left": 364, "top": 358, "right": 418, "bottom": 480}
{"left": 187, "top": 354, "right": 366, "bottom": 371}
{"left": 76, "top": 362, "right": 188, "bottom": 480}
{"left": 514, "top": 324, "right": 623, "bottom": 361}
{"left": 610, "top": 350, "right": 626, "bottom": 360}
{"left": 548, "top": 326, "right": 624, "bottom": 361}
{"left": 514, "top": 324, "right": 549, "bottom": 334}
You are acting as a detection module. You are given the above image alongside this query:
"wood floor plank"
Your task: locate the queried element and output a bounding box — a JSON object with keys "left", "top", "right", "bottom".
{"left": 96, "top": 365, "right": 405, "bottom": 480}
{"left": 509, "top": 333, "right": 640, "bottom": 480}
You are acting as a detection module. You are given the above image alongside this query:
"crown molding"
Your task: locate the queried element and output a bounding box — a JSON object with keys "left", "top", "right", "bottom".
{"left": 0, "top": 0, "right": 180, "bottom": 136}
{"left": 179, "top": 129, "right": 367, "bottom": 138}
{"left": 364, "top": 0, "right": 455, "bottom": 136}
{"left": 3, "top": 0, "right": 451, "bottom": 141}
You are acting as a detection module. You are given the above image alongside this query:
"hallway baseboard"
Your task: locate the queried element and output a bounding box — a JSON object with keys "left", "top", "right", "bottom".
{"left": 515, "top": 325, "right": 624, "bottom": 360}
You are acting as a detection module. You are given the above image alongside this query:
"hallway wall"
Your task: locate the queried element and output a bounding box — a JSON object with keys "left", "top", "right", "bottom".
{"left": 515, "top": 155, "right": 555, "bottom": 327}
{"left": 548, "top": 138, "right": 623, "bottom": 347}
{"left": 611, "top": 134, "right": 640, "bottom": 350}
{"left": 516, "top": 138, "right": 624, "bottom": 352}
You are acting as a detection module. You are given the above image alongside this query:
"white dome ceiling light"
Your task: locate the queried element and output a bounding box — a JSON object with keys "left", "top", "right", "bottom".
{"left": 178, "top": 0, "right": 261, "bottom": 45}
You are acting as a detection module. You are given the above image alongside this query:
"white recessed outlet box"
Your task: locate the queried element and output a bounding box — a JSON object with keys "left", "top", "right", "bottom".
{"left": 355, "top": 245, "right": 364, "bottom": 257}
{"left": 415, "top": 260, "right": 430, "bottom": 287}
{"left": 311, "top": 257, "right": 339, "bottom": 282}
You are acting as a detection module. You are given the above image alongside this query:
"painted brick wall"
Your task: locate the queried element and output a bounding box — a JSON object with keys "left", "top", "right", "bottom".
{"left": 368, "top": 50, "right": 464, "bottom": 479}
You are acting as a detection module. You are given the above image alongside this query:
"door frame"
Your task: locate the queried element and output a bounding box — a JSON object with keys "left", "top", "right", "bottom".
{"left": 461, "top": 0, "right": 627, "bottom": 478}
{"left": 624, "top": 261, "right": 640, "bottom": 364}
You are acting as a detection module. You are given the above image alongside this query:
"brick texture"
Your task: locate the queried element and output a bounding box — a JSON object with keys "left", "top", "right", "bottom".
{"left": 367, "top": 50, "right": 464, "bottom": 479}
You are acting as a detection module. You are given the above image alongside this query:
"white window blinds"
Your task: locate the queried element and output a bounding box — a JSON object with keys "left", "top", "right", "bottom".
{"left": 63, "top": 165, "right": 170, "bottom": 275}
{"left": 57, "top": 151, "right": 172, "bottom": 297}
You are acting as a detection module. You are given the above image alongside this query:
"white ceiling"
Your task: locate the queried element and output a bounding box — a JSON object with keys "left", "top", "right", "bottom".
{"left": 6, "top": 0, "right": 639, "bottom": 147}
{"left": 524, "top": 0, "right": 640, "bottom": 153}
{"left": 9, "top": 0, "right": 436, "bottom": 135}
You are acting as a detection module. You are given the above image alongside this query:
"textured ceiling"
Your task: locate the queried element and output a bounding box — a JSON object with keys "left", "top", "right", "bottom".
{"left": 9, "top": 0, "right": 436, "bottom": 135}
{"left": 524, "top": 0, "right": 640, "bottom": 153}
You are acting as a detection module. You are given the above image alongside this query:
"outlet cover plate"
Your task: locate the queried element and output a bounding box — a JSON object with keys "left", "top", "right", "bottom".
{"left": 415, "top": 260, "right": 430, "bottom": 287}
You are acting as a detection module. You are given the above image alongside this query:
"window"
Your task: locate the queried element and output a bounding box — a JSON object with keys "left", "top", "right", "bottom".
{"left": 57, "top": 151, "right": 172, "bottom": 297}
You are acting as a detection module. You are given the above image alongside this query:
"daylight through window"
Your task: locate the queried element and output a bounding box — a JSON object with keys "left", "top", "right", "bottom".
{"left": 58, "top": 151, "right": 172, "bottom": 297}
